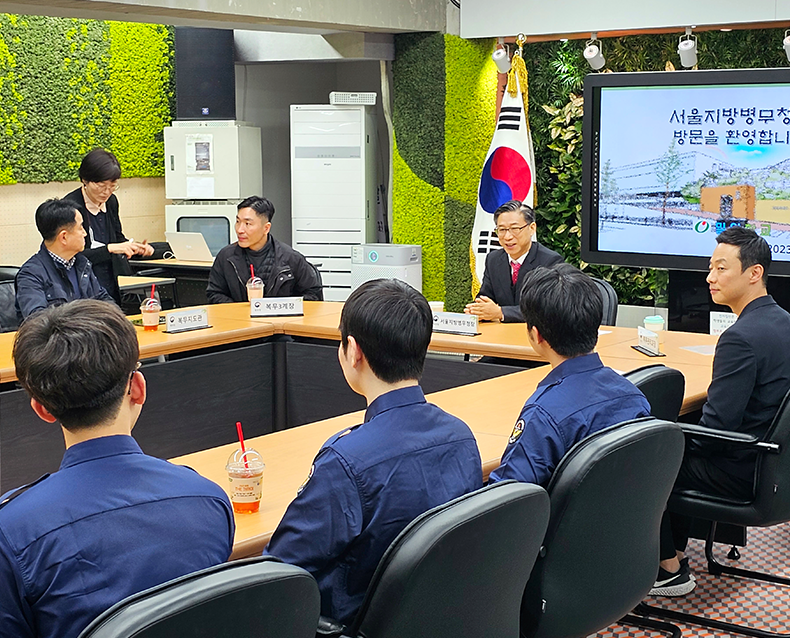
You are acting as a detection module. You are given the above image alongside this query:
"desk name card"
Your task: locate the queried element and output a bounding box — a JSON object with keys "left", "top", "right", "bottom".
{"left": 432, "top": 312, "right": 479, "bottom": 336}
{"left": 164, "top": 307, "right": 211, "bottom": 333}
{"left": 250, "top": 297, "right": 304, "bottom": 317}
{"left": 634, "top": 326, "right": 663, "bottom": 357}
{"left": 710, "top": 310, "right": 737, "bottom": 336}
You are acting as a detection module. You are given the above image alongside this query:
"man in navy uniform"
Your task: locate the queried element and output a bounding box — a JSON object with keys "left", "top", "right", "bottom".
{"left": 0, "top": 300, "right": 234, "bottom": 638}
{"left": 15, "top": 198, "right": 114, "bottom": 320}
{"left": 465, "top": 199, "right": 563, "bottom": 323}
{"left": 489, "top": 264, "right": 650, "bottom": 487}
{"left": 265, "top": 279, "right": 483, "bottom": 624}
{"left": 654, "top": 227, "right": 790, "bottom": 597}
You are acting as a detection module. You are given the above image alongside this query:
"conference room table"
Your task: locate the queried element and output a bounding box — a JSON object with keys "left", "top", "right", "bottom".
{"left": 0, "top": 301, "right": 718, "bottom": 500}
{"left": 161, "top": 308, "right": 718, "bottom": 559}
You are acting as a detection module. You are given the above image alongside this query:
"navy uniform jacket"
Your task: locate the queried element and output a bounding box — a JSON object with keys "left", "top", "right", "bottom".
{"left": 489, "top": 353, "right": 650, "bottom": 487}
{"left": 478, "top": 242, "right": 564, "bottom": 322}
{"left": 15, "top": 244, "right": 115, "bottom": 321}
{"left": 698, "top": 295, "right": 790, "bottom": 482}
{"left": 264, "top": 386, "right": 483, "bottom": 624}
{"left": 0, "top": 436, "right": 235, "bottom": 638}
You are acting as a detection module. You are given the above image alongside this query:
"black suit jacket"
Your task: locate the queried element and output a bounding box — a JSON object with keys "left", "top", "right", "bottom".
{"left": 477, "top": 242, "right": 564, "bottom": 322}
{"left": 699, "top": 295, "right": 790, "bottom": 481}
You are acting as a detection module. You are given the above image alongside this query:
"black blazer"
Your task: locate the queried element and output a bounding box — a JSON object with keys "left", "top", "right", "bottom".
{"left": 477, "top": 242, "right": 564, "bottom": 322}
{"left": 62, "top": 187, "right": 129, "bottom": 301}
{"left": 699, "top": 295, "right": 790, "bottom": 482}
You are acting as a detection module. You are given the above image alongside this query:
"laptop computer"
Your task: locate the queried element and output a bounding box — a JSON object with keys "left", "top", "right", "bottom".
{"left": 165, "top": 231, "right": 215, "bottom": 263}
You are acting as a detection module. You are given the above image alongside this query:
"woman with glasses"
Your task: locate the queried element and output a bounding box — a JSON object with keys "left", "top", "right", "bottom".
{"left": 63, "top": 148, "right": 154, "bottom": 302}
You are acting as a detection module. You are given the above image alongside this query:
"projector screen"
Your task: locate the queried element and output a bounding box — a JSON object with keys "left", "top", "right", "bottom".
{"left": 581, "top": 68, "right": 790, "bottom": 276}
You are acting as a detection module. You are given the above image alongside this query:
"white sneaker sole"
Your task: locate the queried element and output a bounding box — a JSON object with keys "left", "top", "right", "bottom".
{"left": 649, "top": 579, "right": 697, "bottom": 597}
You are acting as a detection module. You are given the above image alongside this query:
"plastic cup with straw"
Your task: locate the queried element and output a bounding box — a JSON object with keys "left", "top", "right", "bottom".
{"left": 226, "top": 421, "right": 265, "bottom": 513}
{"left": 140, "top": 283, "right": 161, "bottom": 331}
{"left": 246, "top": 265, "right": 264, "bottom": 300}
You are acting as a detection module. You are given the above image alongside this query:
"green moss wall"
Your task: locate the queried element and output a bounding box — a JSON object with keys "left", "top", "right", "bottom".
{"left": 391, "top": 27, "right": 790, "bottom": 307}
{"left": 0, "top": 15, "right": 173, "bottom": 184}
{"left": 392, "top": 33, "right": 497, "bottom": 310}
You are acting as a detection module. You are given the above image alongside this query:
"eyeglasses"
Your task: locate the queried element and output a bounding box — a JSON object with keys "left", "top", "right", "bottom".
{"left": 494, "top": 224, "right": 531, "bottom": 237}
{"left": 92, "top": 180, "right": 119, "bottom": 193}
{"left": 127, "top": 361, "right": 142, "bottom": 395}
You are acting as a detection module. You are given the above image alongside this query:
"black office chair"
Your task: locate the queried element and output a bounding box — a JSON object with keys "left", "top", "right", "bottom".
{"left": 320, "top": 481, "right": 550, "bottom": 638}
{"left": 636, "top": 388, "right": 790, "bottom": 638}
{"left": 591, "top": 276, "right": 618, "bottom": 326}
{"left": 308, "top": 260, "right": 325, "bottom": 301}
{"left": 520, "top": 418, "right": 685, "bottom": 638}
{"left": 624, "top": 364, "right": 686, "bottom": 422}
{"left": 78, "top": 557, "right": 320, "bottom": 638}
{"left": 0, "top": 265, "right": 20, "bottom": 333}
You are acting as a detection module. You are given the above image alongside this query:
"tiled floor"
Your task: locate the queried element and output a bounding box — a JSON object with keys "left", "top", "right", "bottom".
{"left": 595, "top": 522, "right": 790, "bottom": 637}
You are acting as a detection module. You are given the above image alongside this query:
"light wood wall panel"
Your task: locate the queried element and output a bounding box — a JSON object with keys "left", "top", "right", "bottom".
{"left": 0, "top": 178, "right": 167, "bottom": 266}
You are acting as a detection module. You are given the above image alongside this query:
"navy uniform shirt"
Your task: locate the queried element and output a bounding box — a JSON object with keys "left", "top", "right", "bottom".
{"left": 0, "top": 435, "right": 235, "bottom": 638}
{"left": 489, "top": 353, "right": 651, "bottom": 487}
{"left": 264, "top": 385, "right": 483, "bottom": 624}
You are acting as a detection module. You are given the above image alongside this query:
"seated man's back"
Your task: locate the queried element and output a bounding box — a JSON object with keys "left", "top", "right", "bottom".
{"left": 489, "top": 264, "right": 650, "bottom": 487}
{"left": 0, "top": 300, "right": 234, "bottom": 638}
{"left": 265, "top": 280, "right": 483, "bottom": 623}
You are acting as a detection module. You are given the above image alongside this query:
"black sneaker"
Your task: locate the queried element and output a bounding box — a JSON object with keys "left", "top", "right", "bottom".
{"left": 679, "top": 556, "right": 696, "bottom": 581}
{"left": 649, "top": 561, "right": 696, "bottom": 596}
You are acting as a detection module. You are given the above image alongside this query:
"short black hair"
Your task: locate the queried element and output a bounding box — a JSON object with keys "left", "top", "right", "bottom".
{"left": 238, "top": 196, "right": 275, "bottom": 223}
{"left": 339, "top": 279, "right": 432, "bottom": 383}
{"left": 78, "top": 148, "right": 121, "bottom": 183}
{"left": 493, "top": 199, "right": 535, "bottom": 225}
{"left": 519, "top": 264, "right": 602, "bottom": 358}
{"left": 13, "top": 300, "right": 139, "bottom": 431}
{"left": 35, "top": 199, "right": 80, "bottom": 242}
{"left": 716, "top": 226, "right": 771, "bottom": 284}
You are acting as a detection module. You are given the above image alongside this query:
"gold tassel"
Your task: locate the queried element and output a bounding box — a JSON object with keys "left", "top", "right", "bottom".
{"left": 507, "top": 53, "right": 530, "bottom": 127}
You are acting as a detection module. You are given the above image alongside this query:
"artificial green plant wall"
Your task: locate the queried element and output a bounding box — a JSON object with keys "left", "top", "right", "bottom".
{"left": 392, "top": 27, "right": 790, "bottom": 309}
{"left": 0, "top": 14, "right": 173, "bottom": 184}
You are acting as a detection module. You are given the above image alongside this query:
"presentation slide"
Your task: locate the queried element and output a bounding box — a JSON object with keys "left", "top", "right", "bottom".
{"left": 597, "top": 83, "right": 790, "bottom": 261}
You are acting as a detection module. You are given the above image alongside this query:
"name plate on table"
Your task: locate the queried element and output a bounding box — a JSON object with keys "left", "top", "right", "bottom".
{"left": 432, "top": 312, "right": 479, "bottom": 336}
{"left": 250, "top": 297, "right": 304, "bottom": 317}
{"left": 632, "top": 326, "right": 665, "bottom": 357}
{"left": 710, "top": 310, "right": 737, "bottom": 336}
{"left": 163, "top": 307, "right": 211, "bottom": 333}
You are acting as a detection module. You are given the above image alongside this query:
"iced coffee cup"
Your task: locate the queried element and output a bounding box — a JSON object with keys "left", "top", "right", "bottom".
{"left": 226, "top": 448, "right": 265, "bottom": 513}
{"left": 140, "top": 298, "right": 161, "bottom": 332}
{"left": 246, "top": 276, "right": 264, "bottom": 300}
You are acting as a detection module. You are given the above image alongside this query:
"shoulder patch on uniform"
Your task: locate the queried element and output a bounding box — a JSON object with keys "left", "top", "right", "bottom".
{"left": 297, "top": 464, "right": 315, "bottom": 495}
{"left": 509, "top": 419, "right": 525, "bottom": 445}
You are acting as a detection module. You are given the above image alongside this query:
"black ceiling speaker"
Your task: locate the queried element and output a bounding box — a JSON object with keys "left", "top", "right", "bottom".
{"left": 175, "top": 27, "right": 236, "bottom": 120}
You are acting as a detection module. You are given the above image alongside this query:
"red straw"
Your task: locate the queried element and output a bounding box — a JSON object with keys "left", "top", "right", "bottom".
{"left": 150, "top": 283, "right": 155, "bottom": 301}
{"left": 236, "top": 421, "right": 249, "bottom": 468}
{"left": 250, "top": 264, "right": 255, "bottom": 279}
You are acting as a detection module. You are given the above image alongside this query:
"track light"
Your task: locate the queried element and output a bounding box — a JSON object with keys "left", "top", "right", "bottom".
{"left": 784, "top": 30, "right": 790, "bottom": 63}
{"left": 584, "top": 33, "right": 605, "bottom": 70}
{"left": 492, "top": 47, "right": 511, "bottom": 74}
{"left": 678, "top": 27, "right": 698, "bottom": 68}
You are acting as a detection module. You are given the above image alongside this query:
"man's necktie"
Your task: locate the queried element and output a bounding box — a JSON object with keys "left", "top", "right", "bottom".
{"left": 511, "top": 261, "right": 521, "bottom": 286}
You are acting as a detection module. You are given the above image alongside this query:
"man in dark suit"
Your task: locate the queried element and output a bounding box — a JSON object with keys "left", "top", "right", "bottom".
{"left": 465, "top": 200, "right": 563, "bottom": 322}
{"left": 654, "top": 227, "right": 790, "bottom": 597}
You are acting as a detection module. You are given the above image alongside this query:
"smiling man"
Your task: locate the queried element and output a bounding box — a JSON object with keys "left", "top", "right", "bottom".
{"left": 206, "top": 196, "right": 323, "bottom": 303}
{"left": 653, "top": 226, "right": 790, "bottom": 597}
{"left": 465, "top": 200, "right": 563, "bottom": 323}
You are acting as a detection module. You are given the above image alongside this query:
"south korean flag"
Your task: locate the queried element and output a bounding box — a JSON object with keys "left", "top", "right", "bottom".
{"left": 470, "top": 48, "right": 536, "bottom": 293}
